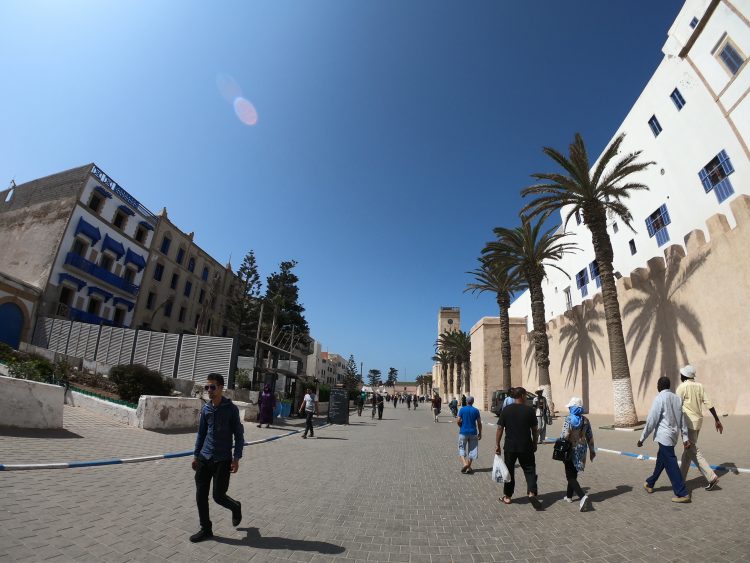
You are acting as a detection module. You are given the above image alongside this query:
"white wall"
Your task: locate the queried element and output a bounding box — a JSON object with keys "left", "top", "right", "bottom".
{"left": 0, "top": 376, "right": 64, "bottom": 429}
{"left": 510, "top": 0, "right": 750, "bottom": 328}
{"left": 136, "top": 396, "right": 201, "bottom": 430}
{"left": 65, "top": 390, "right": 138, "bottom": 426}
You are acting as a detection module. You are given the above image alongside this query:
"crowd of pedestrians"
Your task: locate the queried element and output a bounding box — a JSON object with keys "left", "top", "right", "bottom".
{"left": 187, "top": 363, "right": 724, "bottom": 543}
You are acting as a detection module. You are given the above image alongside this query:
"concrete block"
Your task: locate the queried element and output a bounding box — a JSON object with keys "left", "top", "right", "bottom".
{"left": 136, "top": 396, "right": 202, "bottom": 430}
{"left": 0, "top": 375, "right": 63, "bottom": 429}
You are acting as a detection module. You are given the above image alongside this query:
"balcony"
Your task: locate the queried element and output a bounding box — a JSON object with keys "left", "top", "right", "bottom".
{"left": 70, "top": 307, "right": 123, "bottom": 327}
{"left": 65, "top": 252, "right": 139, "bottom": 296}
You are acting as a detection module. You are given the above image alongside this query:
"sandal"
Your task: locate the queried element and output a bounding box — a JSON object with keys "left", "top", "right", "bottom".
{"left": 500, "top": 496, "right": 512, "bottom": 505}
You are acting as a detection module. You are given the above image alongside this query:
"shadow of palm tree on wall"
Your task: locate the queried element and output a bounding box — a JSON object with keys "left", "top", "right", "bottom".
{"left": 558, "top": 299, "right": 604, "bottom": 410}
{"left": 623, "top": 248, "right": 709, "bottom": 396}
{"left": 523, "top": 331, "right": 539, "bottom": 389}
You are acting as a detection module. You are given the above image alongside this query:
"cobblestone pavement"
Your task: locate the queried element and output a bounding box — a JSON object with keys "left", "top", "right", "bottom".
{"left": 1, "top": 404, "right": 749, "bottom": 562}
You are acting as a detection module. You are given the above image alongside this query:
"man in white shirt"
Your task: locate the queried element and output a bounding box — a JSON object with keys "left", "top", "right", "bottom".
{"left": 638, "top": 377, "right": 692, "bottom": 503}
{"left": 676, "top": 365, "right": 723, "bottom": 490}
{"left": 298, "top": 388, "right": 319, "bottom": 439}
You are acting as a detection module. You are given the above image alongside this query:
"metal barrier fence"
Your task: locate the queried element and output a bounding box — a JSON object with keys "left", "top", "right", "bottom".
{"left": 32, "top": 317, "right": 233, "bottom": 384}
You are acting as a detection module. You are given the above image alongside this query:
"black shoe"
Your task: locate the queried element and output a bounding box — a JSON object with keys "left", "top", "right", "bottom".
{"left": 232, "top": 502, "right": 242, "bottom": 527}
{"left": 190, "top": 529, "right": 213, "bottom": 543}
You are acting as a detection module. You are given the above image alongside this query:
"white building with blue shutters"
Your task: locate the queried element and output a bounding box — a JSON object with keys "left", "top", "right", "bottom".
{"left": 509, "top": 0, "right": 750, "bottom": 327}
{"left": 0, "top": 164, "right": 156, "bottom": 330}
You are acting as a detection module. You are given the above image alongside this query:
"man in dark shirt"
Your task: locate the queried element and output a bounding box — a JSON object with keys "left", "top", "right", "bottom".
{"left": 495, "top": 387, "right": 539, "bottom": 504}
{"left": 190, "top": 373, "right": 244, "bottom": 542}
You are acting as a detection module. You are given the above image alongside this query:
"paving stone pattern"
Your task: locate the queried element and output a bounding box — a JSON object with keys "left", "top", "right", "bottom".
{"left": 1, "top": 405, "right": 749, "bottom": 562}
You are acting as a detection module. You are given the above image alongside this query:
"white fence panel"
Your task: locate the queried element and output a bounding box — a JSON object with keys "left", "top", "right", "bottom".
{"left": 66, "top": 322, "right": 100, "bottom": 361}
{"left": 32, "top": 318, "right": 54, "bottom": 348}
{"left": 96, "top": 326, "right": 135, "bottom": 366}
{"left": 49, "top": 319, "right": 71, "bottom": 353}
{"left": 133, "top": 331, "right": 179, "bottom": 377}
{"left": 176, "top": 335, "right": 233, "bottom": 385}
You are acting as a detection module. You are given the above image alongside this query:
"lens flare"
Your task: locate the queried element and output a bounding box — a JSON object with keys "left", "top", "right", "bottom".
{"left": 233, "top": 97, "right": 258, "bottom": 126}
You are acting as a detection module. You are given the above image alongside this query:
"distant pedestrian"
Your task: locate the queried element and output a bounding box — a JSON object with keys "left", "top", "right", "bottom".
{"left": 406, "top": 394, "right": 412, "bottom": 410}
{"left": 377, "top": 393, "right": 385, "bottom": 419}
{"left": 356, "top": 394, "right": 364, "bottom": 417}
{"left": 638, "top": 376, "right": 692, "bottom": 503}
{"left": 495, "top": 386, "right": 538, "bottom": 505}
{"left": 457, "top": 396, "right": 482, "bottom": 474}
{"left": 371, "top": 394, "right": 377, "bottom": 419}
{"left": 190, "top": 373, "right": 243, "bottom": 543}
{"left": 393, "top": 395, "right": 398, "bottom": 408}
{"left": 449, "top": 397, "right": 459, "bottom": 418}
{"left": 560, "top": 397, "right": 596, "bottom": 511}
{"left": 431, "top": 394, "right": 442, "bottom": 423}
{"left": 533, "top": 389, "right": 549, "bottom": 443}
{"left": 676, "top": 365, "right": 723, "bottom": 490}
{"left": 257, "top": 384, "right": 275, "bottom": 428}
{"left": 502, "top": 388, "right": 516, "bottom": 410}
{"left": 461, "top": 394, "right": 467, "bottom": 407}
{"left": 413, "top": 394, "right": 418, "bottom": 409}
{"left": 298, "top": 387, "right": 319, "bottom": 439}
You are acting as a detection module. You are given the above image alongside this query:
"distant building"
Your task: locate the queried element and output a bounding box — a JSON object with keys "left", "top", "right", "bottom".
{"left": 305, "top": 341, "right": 351, "bottom": 385}
{"left": 0, "top": 164, "right": 155, "bottom": 329}
{"left": 131, "top": 209, "right": 235, "bottom": 336}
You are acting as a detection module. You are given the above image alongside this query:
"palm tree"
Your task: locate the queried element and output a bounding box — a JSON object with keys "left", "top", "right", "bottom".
{"left": 466, "top": 257, "right": 526, "bottom": 390}
{"left": 522, "top": 132, "right": 653, "bottom": 426}
{"left": 431, "top": 350, "right": 450, "bottom": 396}
{"left": 448, "top": 331, "right": 471, "bottom": 395}
{"left": 437, "top": 331, "right": 459, "bottom": 398}
{"left": 483, "top": 215, "right": 577, "bottom": 411}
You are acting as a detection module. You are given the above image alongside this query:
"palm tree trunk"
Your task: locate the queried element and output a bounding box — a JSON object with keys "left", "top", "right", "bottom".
{"left": 527, "top": 269, "right": 553, "bottom": 410}
{"left": 464, "top": 361, "right": 471, "bottom": 394}
{"left": 456, "top": 361, "right": 463, "bottom": 398}
{"left": 449, "top": 361, "right": 455, "bottom": 397}
{"left": 587, "top": 207, "right": 638, "bottom": 426}
{"left": 497, "top": 292, "right": 512, "bottom": 390}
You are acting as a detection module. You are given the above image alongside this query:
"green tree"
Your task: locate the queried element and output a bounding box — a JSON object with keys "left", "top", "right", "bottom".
{"left": 439, "top": 331, "right": 471, "bottom": 395}
{"left": 522, "top": 133, "right": 652, "bottom": 426}
{"left": 226, "top": 250, "right": 263, "bottom": 352}
{"left": 466, "top": 257, "right": 526, "bottom": 390}
{"left": 483, "top": 215, "right": 577, "bottom": 410}
{"left": 344, "top": 354, "right": 361, "bottom": 393}
{"left": 431, "top": 350, "right": 450, "bottom": 397}
{"left": 386, "top": 367, "right": 398, "bottom": 388}
{"left": 265, "top": 260, "right": 309, "bottom": 338}
{"left": 436, "top": 331, "right": 457, "bottom": 398}
{"left": 367, "top": 369, "right": 382, "bottom": 387}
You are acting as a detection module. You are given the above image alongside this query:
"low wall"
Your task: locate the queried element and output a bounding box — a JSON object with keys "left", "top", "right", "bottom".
{"left": 66, "top": 390, "right": 138, "bottom": 427}
{"left": 0, "top": 375, "right": 63, "bottom": 429}
{"left": 136, "top": 396, "right": 202, "bottom": 430}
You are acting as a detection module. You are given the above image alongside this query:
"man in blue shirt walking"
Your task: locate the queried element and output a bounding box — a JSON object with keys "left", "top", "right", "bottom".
{"left": 190, "top": 373, "right": 245, "bottom": 542}
{"left": 456, "top": 395, "right": 482, "bottom": 474}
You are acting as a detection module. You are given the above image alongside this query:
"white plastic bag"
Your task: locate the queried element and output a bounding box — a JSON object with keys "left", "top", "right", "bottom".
{"left": 492, "top": 454, "right": 511, "bottom": 484}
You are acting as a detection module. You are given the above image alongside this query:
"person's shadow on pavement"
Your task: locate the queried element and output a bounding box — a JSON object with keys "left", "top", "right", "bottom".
{"left": 214, "top": 527, "right": 345, "bottom": 554}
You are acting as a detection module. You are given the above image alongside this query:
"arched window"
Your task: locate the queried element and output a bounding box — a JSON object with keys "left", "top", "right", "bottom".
{"left": 188, "top": 257, "right": 195, "bottom": 273}
{"left": 201, "top": 266, "right": 209, "bottom": 281}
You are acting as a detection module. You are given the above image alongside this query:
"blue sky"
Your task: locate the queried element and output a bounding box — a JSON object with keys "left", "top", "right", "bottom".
{"left": 0, "top": 1, "right": 682, "bottom": 379}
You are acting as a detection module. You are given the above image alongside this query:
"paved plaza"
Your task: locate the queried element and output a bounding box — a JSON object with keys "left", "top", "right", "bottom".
{"left": 1, "top": 404, "right": 749, "bottom": 562}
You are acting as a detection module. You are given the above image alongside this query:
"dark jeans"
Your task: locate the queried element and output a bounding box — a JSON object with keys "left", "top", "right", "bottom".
{"left": 195, "top": 458, "right": 240, "bottom": 531}
{"left": 646, "top": 442, "right": 689, "bottom": 497}
{"left": 503, "top": 450, "right": 538, "bottom": 498}
{"left": 304, "top": 411, "right": 314, "bottom": 436}
{"left": 377, "top": 405, "right": 384, "bottom": 419}
{"left": 564, "top": 459, "right": 584, "bottom": 498}
{"left": 357, "top": 404, "right": 363, "bottom": 416}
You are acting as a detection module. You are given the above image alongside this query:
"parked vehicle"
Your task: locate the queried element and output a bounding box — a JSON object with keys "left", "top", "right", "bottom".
{"left": 489, "top": 389, "right": 536, "bottom": 415}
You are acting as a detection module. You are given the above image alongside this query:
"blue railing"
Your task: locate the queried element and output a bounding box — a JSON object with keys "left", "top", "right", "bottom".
{"left": 65, "top": 253, "right": 139, "bottom": 296}
{"left": 90, "top": 165, "right": 158, "bottom": 225}
{"left": 69, "top": 307, "right": 122, "bottom": 327}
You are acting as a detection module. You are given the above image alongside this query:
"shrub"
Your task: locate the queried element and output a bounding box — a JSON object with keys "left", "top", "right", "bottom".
{"left": 68, "top": 370, "right": 119, "bottom": 395}
{"left": 8, "top": 357, "right": 55, "bottom": 383}
{"left": 109, "top": 364, "right": 174, "bottom": 404}
{"left": 235, "top": 369, "right": 252, "bottom": 390}
{"left": 317, "top": 384, "right": 331, "bottom": 402}
{"left": 0, "top": 342, "right": 16, "bottom": 363}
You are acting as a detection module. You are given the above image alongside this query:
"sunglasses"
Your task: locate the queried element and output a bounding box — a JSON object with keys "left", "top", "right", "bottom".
{"left": 204, "top": 384, "right": 218, "bottom": 391}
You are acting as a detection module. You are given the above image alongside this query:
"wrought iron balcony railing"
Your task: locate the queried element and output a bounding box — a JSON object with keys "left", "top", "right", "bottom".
{"left": 65, "top": 252, "right": 139, "bottom": 296}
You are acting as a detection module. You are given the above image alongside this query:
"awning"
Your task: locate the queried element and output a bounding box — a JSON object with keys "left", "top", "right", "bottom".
{"left": 112, "top": 297, "right": 135, "bottom": 311}
{"left": 124, "top": 248, "right": 146, "bottom": 271}
{"left": 87, "top": 286, "right": 113, "bottom": 302}
{"left": 138, "top": 220, "right": 154, "bottom": 231}
{"left": 101, "top": 234, "right": 125, "bottom": 259}
{"left": 58, "top": 273, "right": 86, "bottom": 290}
{"left": 94, "top": 186, "right": 112, "bottom": 199}
{"left": 75, "top": 217, "right": 101, "bottom": 244}
{"left": 118, "top": 204, "right": 135, "bottom": 217}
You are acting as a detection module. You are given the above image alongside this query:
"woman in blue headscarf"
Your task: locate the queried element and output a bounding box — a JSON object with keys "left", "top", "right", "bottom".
{"left": 560, "top": 397, "right": 596, "bottom": 511}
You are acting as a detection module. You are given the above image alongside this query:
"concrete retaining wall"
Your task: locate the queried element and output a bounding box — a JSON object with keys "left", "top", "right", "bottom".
{"left": 0, "top": 375, "right": 63, "bottom": 429}
{"left": 136, "top": 396, "right": 202, "bottom": 430}
{"left": 66, "top": 390, "right": 138, "bottom": 427}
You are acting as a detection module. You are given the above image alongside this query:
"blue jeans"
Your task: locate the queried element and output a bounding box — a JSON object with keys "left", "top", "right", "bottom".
{"left": 646, "top": 443, "right": 689, "bottom": 497}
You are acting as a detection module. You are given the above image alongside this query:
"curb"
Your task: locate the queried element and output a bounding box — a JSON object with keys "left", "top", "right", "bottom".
{"left": 0, "top": 423, "right": 331, "bottom": 471}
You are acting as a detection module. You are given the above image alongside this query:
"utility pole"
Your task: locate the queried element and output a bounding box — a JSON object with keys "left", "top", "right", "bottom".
{"left": 252, "top": 301, "right": 264, "bottom": 386}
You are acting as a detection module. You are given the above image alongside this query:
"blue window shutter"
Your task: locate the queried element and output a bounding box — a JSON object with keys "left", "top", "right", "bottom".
{"left": 661, "top": 204, "right": 671, "bottom": 226}
{"left": 719, "top": 150, "right": 734, "bottom": 175}
{"left": 698, "top": 168, "right": 712, "bottom": 192}
{"left": 646, "top": 216, "right": 655, "bottom": 237}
